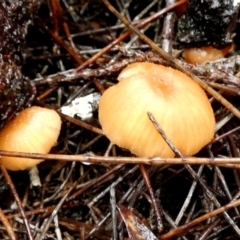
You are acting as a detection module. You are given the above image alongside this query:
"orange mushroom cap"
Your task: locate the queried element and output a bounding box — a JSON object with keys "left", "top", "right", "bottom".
{"left": 99, "top": 62, "right": 215, "bottom": 158}
{"left": 183, "top": 45, "right": 233, "bottom": 64}
{"left": 0, "top": 106, "right": 61, "bottom": 171}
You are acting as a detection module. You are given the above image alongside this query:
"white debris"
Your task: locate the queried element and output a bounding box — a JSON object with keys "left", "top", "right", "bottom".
{"left": 29, "top": 166, "right": 41, "bottom": 187}
{"left": 10, "top": 202, "right": 17, "bottom": 210}
{"left": 61, "top": 93, "right": 101, "bottom": 121}
{"left": 233, "top": 0, "right": 240, "bottom": 6}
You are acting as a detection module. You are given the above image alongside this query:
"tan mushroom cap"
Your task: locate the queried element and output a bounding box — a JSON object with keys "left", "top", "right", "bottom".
{"left": 183, "top": 45, "right": 232, "bottom": 64}
{"left": 0, "top": 106, "right": 61, "bottom": 171}
{"left": 99, "top": 62, "right": 215, "bottom": 158}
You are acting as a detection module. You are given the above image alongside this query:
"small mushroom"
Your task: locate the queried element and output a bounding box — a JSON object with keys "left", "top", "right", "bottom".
{"left": 183, "top": 45, "right": 233, "bottom": 64}
{"left": 0, "top": 106, "right": 61, "bottom": 171}
{"left": 99, "top": 62, "right": 215, "bottom": 158}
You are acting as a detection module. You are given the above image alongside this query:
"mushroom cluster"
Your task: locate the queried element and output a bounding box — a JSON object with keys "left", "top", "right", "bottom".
{"left": 99, "top": 62, "right": 215, "bottom": 158}
{"left": 0, "top": 106, "right": 61, "bottom": 171}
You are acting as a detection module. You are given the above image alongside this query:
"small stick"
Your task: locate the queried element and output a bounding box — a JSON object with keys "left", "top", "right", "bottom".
{"left": 147, "top": 112, "right": 240, "bottom": 236}
{"left": 1, "top": 150, "right": 240, "bottom": 166}
{"left": 159, "top": 198, "right": 240, "bottom": 239}
{"left": 0, "top": 207, "right": 17, "bottom": 240}
{"left": 75, "top": 0, "right": 187, "bottom": 72}
{"left": 1, "top": 165, "right": 33, "bottom": 240}
{"left": 139, "top": 164, "right": 163, "bottom": 232}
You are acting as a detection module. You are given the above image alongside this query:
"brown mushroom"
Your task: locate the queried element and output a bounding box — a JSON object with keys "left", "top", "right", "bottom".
{"left": 182, "top": 45, "right": 233, "bottom": 64}
{"left": 99, "top": 62, "right": 215, "bottom": 158}
{"left": 0, "top": 106, "right": 61, "bottom": 171}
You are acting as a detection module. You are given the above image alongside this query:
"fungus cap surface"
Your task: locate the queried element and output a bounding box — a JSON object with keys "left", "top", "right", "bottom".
{"left": 0, "top": 106, "right": 61, "bottom": 170}
{"left": 99, "top": 62, "right": 215, "bottom": 158}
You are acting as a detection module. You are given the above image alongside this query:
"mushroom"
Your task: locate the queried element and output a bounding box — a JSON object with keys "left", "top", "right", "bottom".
{"left": 98, "top": 62, "right": 215, "bottom": 158}
{"left": 183, "top": 45, "right": 233, "bottom": 64}
{"left": 0, "top": 106, "right": 61, "bottom": 171}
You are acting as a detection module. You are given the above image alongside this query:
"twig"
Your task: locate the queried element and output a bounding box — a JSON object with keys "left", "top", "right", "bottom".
{"left": 159, "top": 198, "right": 240, "bottom": 239}
{"left": 0, "top": 208, "right": 17, "bottom": 240}
{"left": 147, "top": 112, "right": 240, "bottom": 236}
{"left": 2, "top": 150, "right": 240, "bottom": 166}
{"left": 161, "top": 0, "right": 177, "bottom": 53}
{"left": 75, "top": 0, "right": 187, "bottom": 72}
{"left": 35, "top": 187, "right": 72, "bottom": 240}
{"left": 139, "top": 164, "right": 163, "bottom": 232}
{"left": 0, "top": 165, "right": 33, "bottom": 240}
